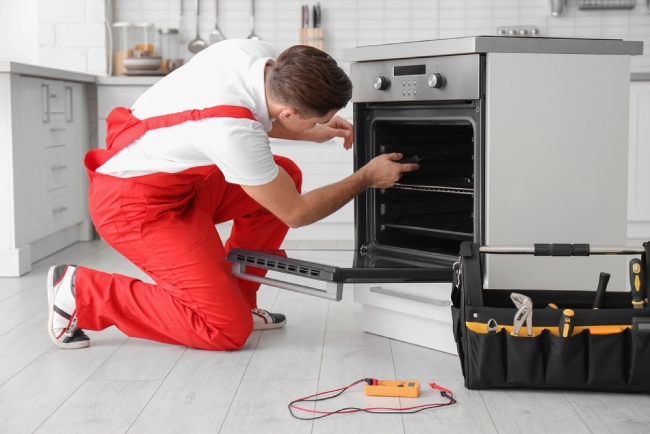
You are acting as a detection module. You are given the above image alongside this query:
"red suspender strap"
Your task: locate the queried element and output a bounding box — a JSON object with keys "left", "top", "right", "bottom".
{"left": 85, "top": 105, "right": 255, "bottom": 171}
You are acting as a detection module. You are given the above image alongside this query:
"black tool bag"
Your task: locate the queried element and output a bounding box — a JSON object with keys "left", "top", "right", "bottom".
{"left": 451, "top": 241, "right": 650, "bottom": 393}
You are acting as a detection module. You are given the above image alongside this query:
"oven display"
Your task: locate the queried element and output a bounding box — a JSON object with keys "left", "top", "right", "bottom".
{"left": 393, "top": 64, "right": 426, "bottom": 76}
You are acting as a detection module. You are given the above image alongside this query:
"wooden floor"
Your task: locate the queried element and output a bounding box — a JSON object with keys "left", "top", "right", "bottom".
{"left": 2, "top": 240, "right": 650, "bottom": 433}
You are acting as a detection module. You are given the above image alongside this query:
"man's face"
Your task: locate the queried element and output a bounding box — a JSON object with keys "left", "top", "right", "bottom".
{"left": 281, "top": 109, "right": 338, "bottom": 132}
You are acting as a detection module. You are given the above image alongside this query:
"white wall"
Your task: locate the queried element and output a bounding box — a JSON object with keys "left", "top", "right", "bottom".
{"left": 0, "top": 0, "right": 39, "bottom": 65}
{"left": 1, "top": 0, "right": 650, "bottom": 75}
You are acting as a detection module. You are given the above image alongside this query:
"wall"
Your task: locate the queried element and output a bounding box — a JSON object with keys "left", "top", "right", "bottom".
{"left": 8, "top": 0, "right": 650, "bottom": 75}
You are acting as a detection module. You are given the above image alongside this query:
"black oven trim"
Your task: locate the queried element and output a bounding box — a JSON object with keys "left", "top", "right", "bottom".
{"left": 353, "top": 101, "right": 485, "bottom": 264}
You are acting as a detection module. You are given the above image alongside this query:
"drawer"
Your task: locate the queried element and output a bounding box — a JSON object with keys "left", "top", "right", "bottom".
{"left": 48, "top": 189, "right": 70, "bottom": 229}
{"left": 46, "top": 146, "right": 68, "bottom": 191}
{"left": 44, "top": 80, "right": 65, "bottom": 114}
{"left": 44, "top": 114, "right": 68, "bottom": 147}
{"left": 353, "top": 282, "right": 453, "bottom": 324}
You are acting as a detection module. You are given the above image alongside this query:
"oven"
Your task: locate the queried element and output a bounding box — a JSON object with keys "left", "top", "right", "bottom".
{"left": 227, "top": 37, "right": 637, "bottom": 351}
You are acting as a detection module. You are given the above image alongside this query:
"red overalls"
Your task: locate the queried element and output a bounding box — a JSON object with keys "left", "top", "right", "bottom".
{"left": 74, "top": 105, "right": 302, "bottom": 350}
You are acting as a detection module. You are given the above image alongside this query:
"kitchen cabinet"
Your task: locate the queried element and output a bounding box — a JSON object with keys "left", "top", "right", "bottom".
{"left": 628, "top": 77, "right": 650, "bottom": 245}
{"left": 0, "top": 62, "right": 95, "bottom": 276}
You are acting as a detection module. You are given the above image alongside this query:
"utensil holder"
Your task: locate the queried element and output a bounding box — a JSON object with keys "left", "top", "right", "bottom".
{"left": 299, "top": 28, "right": 324, "bottom": 51}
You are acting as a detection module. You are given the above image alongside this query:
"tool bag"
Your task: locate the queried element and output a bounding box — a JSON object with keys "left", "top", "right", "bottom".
{"left": 451, "top": 241, "right": 650, "bottom": 393}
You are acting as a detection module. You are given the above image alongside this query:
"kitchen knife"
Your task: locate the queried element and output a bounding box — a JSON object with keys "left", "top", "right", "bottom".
{"left": 593, "top": 272, "right": 610, "bottom": 309}
{"left": 630, "top": 258, "right": 645, "bottom": 309}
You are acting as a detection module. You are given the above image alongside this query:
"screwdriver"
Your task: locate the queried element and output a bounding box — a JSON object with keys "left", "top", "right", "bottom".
{"left": 630, "top": 258, "right": 645, "bottom": 309}
{"left": 559, "top": 309, "right": 574, "bottom": 338}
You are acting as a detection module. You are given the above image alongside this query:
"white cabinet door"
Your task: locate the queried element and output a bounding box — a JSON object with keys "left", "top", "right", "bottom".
{"left": 19, "top": 77, "right": 90, "bottom": 244}
{"left": 19, "top": 76, "right": 50, "bottom": 244}
{"left": 628, "top": 81, "right": 650, "bottom": 242}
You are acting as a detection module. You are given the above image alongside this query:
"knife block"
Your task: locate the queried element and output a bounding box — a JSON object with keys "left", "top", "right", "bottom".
{"left": 299, "top": 28, "right": 324, "bottom": 51}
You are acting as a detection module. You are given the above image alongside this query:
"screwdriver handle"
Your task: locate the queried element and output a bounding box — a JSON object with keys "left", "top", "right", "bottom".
{"left": 396, "top": 156, "right": 421, "bottom": 165}
{"left": 559, "top": 309, "right": 575, "bottom": 338}
{"left": 593, "top": 272, "right": 610, "bottom": 309}
{"left": 630, "top": 258, "right": 645, "bottom": 309}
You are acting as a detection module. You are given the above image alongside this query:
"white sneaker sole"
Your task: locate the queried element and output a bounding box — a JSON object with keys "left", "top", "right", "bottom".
{"left": 47, "top": 266, "right": 89, "bottom": 349}
{"left": 253, "top": 318, "right": 287, "bottom": 330}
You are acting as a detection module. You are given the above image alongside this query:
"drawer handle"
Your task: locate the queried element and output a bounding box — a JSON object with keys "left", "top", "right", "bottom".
{"left": 369, "top": 286, "right": 451, "bottom": 307}
{"left": 50, "top": 127, "right": 66, "bottom": 133}
{"left": 51, "top": 164, "right": 67, "bottom": 171}
{"left": 52, "top": 206, "right": 68, "bottom": 214}
{"left": 41, "top": 83, "right": 50, "bottom": 123}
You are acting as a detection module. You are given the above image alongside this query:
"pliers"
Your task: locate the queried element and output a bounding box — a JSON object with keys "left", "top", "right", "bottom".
{"left": 511, "top": 292, "right": 533, "bottom": 337}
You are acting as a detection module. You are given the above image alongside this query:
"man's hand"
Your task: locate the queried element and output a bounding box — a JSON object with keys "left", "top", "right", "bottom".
{"left": 268, "top": 114, "right": 354, "bottom": 149}
{"left": 360, "top": 153, "right": 419, "bottom": 188}
{"left": 309, "top": 115, "right": 354, "bottom": 149}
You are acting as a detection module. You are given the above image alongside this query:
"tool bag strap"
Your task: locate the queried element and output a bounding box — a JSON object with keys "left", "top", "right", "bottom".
{"left": 456, "top": 241, "right": 483, "bottom": 307}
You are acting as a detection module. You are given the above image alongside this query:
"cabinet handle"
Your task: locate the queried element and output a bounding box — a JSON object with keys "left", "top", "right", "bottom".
{"left": 65, "top": 86, "right": 73, "bottom": 122}
{"left": 41, "top": 83, "right": 50, "bottom": 123}
{"left": 50, "top": 127, "right": 67, "bottom": 133}
{"left": 369, "top": 286, "right": 451, "bottom": 307}
{"left": 52, "top": 206, "right": 68, "bottom": 214}
{"left": 51, "top": 164, "right": 67, "bottom": 171}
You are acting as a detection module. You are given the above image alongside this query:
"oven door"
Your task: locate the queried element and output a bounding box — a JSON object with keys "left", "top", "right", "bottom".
{"left": 226, "top": 249, "right": 453, "bottom": 301}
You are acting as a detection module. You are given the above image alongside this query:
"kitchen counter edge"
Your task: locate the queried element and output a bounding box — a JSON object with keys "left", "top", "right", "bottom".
{"left": 0, "top": 61, "right": 96, "bottom": 83}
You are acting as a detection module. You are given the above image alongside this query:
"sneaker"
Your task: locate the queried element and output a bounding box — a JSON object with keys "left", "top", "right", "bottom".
{"left": 252, "top": 308, "right": 287, "bottom": 330}
{"left": 47, "top": 265, "right": 90, "bottom": 349}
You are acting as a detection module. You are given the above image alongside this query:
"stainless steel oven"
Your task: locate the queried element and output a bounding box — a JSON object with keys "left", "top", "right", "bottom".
{"left": 227, "top": 37, "right": 639, "bottom": 304}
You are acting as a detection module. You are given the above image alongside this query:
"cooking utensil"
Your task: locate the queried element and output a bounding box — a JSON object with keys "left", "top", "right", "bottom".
{"left": 247, "top": 0, "right": 260, "bottom": 40}
{"left": 188, "top": 0, "right": 208, "bottom": 54}
{"left": 208, "top": 0, "right": 225, "bottom": 45}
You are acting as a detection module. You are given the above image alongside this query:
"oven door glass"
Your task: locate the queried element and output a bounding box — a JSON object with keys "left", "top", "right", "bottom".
{"left": 226, "top": 249, "right": 453, "bottom": 301}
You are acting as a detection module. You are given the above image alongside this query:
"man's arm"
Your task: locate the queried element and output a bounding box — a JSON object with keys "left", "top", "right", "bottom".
{"left": 241, "top": 153, "right": 418, "bottom": 228}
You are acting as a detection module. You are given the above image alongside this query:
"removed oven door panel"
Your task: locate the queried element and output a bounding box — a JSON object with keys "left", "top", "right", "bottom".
{"left": 226, "top": 248, "right": 452, "bottom": 301}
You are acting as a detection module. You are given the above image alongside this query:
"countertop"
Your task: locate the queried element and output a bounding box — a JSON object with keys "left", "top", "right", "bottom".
{"left": 96, "top": 76, "right": 163, "bottom": 86}
{"left": 343, "top": 36, "right": 644, "bottom": 62}
{"left": 0, "top": 61, "right": 96, "bottom": 83}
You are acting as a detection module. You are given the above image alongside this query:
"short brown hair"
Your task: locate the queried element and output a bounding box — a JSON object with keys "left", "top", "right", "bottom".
{"left": 266, "top": 45, "right": 352, "bottom": 118}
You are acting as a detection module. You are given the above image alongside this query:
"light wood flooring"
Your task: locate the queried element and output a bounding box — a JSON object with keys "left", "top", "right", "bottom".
{"left": 2, "top": 240, "right": 650, "bottom": 433}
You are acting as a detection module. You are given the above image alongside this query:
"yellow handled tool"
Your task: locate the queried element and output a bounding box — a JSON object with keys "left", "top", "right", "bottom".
{"left": 630, "top": 258, "right": 645, "bottom": 309}
{"left": 559, "top": 309, "right": 575, "bottom": 338}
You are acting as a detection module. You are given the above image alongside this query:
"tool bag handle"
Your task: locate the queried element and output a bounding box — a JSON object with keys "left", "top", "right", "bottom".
{"left": 455, "top": 241, "right": 650, "bottom": 307}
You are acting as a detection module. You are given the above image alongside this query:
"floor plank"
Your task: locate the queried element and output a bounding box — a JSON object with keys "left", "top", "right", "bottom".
{"left": 34, "top": 380, "right": 161, "bottom": 434}
{"left": 563, "top": 391, "right": 650, "bottom": 434}
{"left": 129, "top": 335, "right": 260, "bottom": 434}
{"left": 480, "top": 389, "right": 592, "bottom": 434}
{"left": 219, "top": 379, "right": 315, "bottom": 434}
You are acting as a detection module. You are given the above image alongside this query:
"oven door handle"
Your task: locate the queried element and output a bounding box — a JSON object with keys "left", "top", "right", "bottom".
{"left": 369, "top": 286, "right": 451, "bottom": 307}
{"left": 231, "top": 262, "right": 343, "bottom": 301}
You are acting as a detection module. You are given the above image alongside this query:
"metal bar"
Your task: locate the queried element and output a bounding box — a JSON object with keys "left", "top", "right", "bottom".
{"left": 231, "top": 263, "right": 343, "bottom": 301}
{"left": 480, "top": 245, "right": 645, "bottom": 255}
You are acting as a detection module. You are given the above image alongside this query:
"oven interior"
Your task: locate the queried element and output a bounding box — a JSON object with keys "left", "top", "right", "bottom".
{"left": 356, "top": 104, "right": 483, "bottom": 263}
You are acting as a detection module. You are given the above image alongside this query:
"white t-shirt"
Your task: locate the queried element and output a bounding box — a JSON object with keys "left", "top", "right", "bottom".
{"left": 97, "top": 39, "right": 280, "bottom": 186}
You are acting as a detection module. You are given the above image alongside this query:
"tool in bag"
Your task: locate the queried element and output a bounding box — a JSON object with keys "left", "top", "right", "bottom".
{"left": 451, "top": 241, "right": 650, "bottom": 393}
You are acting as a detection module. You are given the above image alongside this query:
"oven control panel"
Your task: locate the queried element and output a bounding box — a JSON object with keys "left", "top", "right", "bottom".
{"left": 350, "top": 54, "right": 481, "bottom": 102}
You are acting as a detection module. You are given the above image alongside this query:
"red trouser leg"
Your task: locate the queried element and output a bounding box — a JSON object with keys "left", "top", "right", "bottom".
{"left": 75, "top": 156, "right": 302, "bottom": 350}
{"left": 212, "top": 155, "right": 302, "bottom": 307}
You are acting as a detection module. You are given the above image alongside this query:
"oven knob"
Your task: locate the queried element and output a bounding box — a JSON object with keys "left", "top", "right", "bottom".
{"left": 428, "top": 73, "right": 443, "bottom": 88}
{"left": 374, "top": 76, "right": 390, "bottom": 90}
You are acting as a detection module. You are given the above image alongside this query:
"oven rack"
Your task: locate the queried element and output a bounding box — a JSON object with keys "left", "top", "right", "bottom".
{"left": 393, "top": 182, "right": 474, "bottom": 195}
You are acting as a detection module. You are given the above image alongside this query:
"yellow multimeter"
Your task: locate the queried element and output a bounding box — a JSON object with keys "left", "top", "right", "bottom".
{"left": 364, "top": 379, "right": 420, "bottom": 398}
